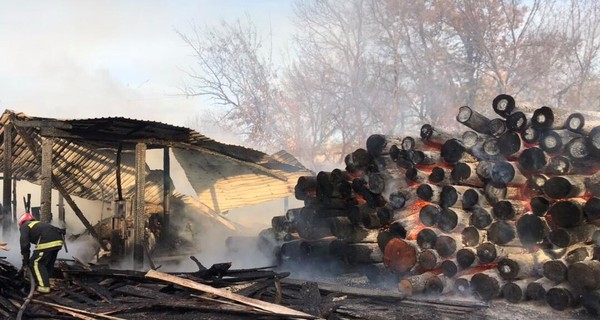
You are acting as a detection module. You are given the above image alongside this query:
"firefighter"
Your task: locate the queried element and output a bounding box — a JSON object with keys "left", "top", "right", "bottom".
{"left": 18, "top": 212, "right": 64, "bottom": 293}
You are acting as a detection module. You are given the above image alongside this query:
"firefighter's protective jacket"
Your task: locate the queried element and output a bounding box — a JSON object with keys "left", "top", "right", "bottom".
{"left": 20, "top": 220, "right": 64, "bottom": 263}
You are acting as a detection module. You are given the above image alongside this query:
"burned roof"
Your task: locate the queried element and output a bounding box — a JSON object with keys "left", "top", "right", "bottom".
{"left": 0, "top": 109, "right": 311, "bottom": 217}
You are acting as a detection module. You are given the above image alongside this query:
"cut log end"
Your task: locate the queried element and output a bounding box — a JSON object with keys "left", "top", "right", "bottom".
{"left": 383, "top": 238, "right": 417, "bottom": 273}
{"left": 492, "top": 94, "right": 516, "bottom": 118}
{"left": 471, "top": 273, "right": 501, "bottom": 300}
{"left": 441, "top": 260, "right": 458, "bottom": 278}
{"left": 543, "top": 260, "right": 568, "bottom": 283}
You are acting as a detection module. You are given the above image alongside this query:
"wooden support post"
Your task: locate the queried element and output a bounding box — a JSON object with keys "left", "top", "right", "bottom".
{"left": 40, "top": 137, "right": 53, "bottom": 223}
{"left": 12, "top": 178, "right": 17, "bottom": 221}
{"left": 2, "top": 123, "right": 12, "bottom": 232}
{"left": 162, "top": 146, "right": 170, "bottom": 237}
{"left": 58, "top": 193, "right": 66, "bottom": 225}
{"left": 134, "top": 142, "right": 146, "bottom": 270}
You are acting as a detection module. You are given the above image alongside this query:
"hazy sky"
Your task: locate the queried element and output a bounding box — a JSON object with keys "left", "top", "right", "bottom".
{"left": 0, "top": 1, "right": 294, "bottom": 142}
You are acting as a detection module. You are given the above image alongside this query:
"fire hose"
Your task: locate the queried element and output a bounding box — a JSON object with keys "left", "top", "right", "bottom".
{"left": 16, "top": 267, "right": 35, "bottom": 320}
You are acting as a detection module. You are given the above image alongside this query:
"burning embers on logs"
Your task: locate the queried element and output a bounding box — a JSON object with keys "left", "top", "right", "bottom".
{"left": 267, "top": 94, "right": 600, "bottom": 315}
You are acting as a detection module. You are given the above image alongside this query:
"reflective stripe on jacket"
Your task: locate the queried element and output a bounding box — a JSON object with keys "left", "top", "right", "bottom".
{"left": 20, "top": 220, "right": 64, "bottom": 257}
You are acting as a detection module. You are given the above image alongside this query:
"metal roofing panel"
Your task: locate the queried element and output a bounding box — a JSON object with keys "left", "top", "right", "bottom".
{"left": 173, "top": 148, "right": 309, "bottom": 213}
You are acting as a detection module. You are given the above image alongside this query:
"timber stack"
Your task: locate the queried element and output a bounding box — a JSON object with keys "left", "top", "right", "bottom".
{"left": 271, "top": 94, "right": 600, "bottom": 315}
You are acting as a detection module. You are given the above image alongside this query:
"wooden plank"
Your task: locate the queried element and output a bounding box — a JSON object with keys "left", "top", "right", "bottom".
{"left": 44, "top": 295, "right": 93, "bottom": 312}
{"left": 73, "top": 280, "right": 113, "bottom": 304}
{"left": 31, "top": 299, "right": 123, "bottom": 320}
{"left": 236, "top": 278, "right": 275, "bottom": 297}
{"left": 145, "top": 270, "right": 320, "bottom": 319}
{"left": 61, "top": 288, "right": 102, "bottom": 307}
{"left": 0, "top": 294, "right": 18, "bottom": 312}
{"left": 113, "top": 284, "right": 176, "bottom": 300}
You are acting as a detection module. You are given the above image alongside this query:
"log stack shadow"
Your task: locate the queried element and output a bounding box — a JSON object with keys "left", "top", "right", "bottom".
{"left": 269, "top": 94, "right": 600, "bottom": 315}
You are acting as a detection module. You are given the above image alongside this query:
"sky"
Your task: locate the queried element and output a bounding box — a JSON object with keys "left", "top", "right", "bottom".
{"left": 0, "top": 0, "right": 295, "bottom": 144}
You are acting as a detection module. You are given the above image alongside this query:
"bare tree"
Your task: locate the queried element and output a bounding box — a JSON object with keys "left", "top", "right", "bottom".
{"left": 179, "top": 0, "right": 600, "bottom": 169}
{"left": 178, "top": 17, "right": 282, "bottom": 149}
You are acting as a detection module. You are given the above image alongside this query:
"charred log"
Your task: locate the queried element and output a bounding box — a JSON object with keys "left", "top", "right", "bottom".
{"left": 585, "top": 197, "right": 600, "bottom": 221}
{"left": 502, "top": 279, "right": 532, "bottom": 303}
{"left": 543, "top": 246, "right": 593, "bottom": 282}
{"left": 469, "top": 206, "right": 494, "bottom": 230}
{"left": 429, "top": 167, "right": 451, "bottom": 184}
{"left": 548, "top": 199, "right": 586, "bottom": 228}
{"left": 456, "top": 248, "right": 477, "bottom": 269}
{"left": 461, "top": 226, "right": 487, "bottom": 247}
{"left": 497, "top": 131, "right": 522, "bottom": 156}
{"left": 506, "top": 111, "right": 529, "bottom": 132}
{"left": 420, "top": 124, "right": 453, "bottom": 146}
{"left": 491, "top": 161, "right": 527, "bottom": 187}
{"left": 489, "top": 118, "right": 507, "bottom": 137}
{"left": 398, "top": 272, "right": 436, "bottom": 295}
{"left": 548, "top": 225, "right": 599, "bottom": 248}
{"left": 476, "top": 242, "right": 528, "bottom": 264}
{"left": 531, "top": 106, "right": 557, "bottom": 129}
{"left": 521, "top": 127, "right": 541, "bottom": 144}
{"left": 434, "top": 235, "right": 460, "bottom": 258}
{"left": 544, "top": 175, "right": 586, "bottom": 199}
{"left": 488, "top": 220, "right": 517, "bottom": 245}
{"left": 418, "top": 249, "right": 442, "bottom": 270}
{"left": 456, "top": 106, "right": 493, "bottom": 135}
{"left": 518, "top": 147, "right": 548, "bottom": 172}
{"left": 492, "top": 200, "right": 528, "bottom": 220}
{"left": 424, "top": 274, "right": 451, "bottom": 295}
{"left": 366, "top": 134, "right": 402, "bottom": 157}
{"left": 525, "top": 277, "right": 555, "bottom": 301}
{"left": 546, "top": 283, "right": 580, "bottom": 311}
{"left": 441, "top": 259, "right": 459, "bottom": 278}
{"left": 565, "top": 136, "right": 591, "bottom": 161}
{"left": 516, "top": 213, "right": 550, "bottom": 246}
{"left": 441, "top": 139, "right": 477, "bottom": 164}
{"left": 471, "top": 270, "right": 506, "bottom": 300}
{"left": 416, "top": 228, "right": 440, "bottom": 250}
{"left": 419, "top": 204, "right": 442, "bottom": 227}
{"left": 567, "top": 260, "right": 600, "bottom": 291}
{"left": 451, "top": 162, "right": 485, "bottom": 187}
{"left": 497, "top": 251, "right": 550, "bottom": 280}
{"left": 462, "top": 189, "right": 490, "bottom": 210}
{"left": 530, "top": 196, "right": 551, "bottom": 217}
{"left": 492, "top": 94, "right": 517, "bottom": 118}
{"left": 438, "top": 207, "right": 469, "bottom": 232}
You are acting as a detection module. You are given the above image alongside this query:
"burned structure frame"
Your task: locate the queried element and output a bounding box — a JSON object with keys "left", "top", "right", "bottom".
{"left": 0, "top": 110, "right": 310, "bottom": 269}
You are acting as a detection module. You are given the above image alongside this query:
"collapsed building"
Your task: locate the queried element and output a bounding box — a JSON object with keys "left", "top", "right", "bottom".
{"left": 0, "top": 109, "right": 311, "bottom": 267}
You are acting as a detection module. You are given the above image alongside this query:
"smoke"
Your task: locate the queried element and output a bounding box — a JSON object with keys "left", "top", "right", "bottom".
{"left": 57, "top": 233, "right": 101, "bottom": 263}
{"left": 0, "top": 226, "right": 22, "bottom": 266}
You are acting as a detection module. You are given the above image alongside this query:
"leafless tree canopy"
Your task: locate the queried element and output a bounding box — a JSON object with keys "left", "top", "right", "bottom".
{"left": 179, "top": 0, "right": 600, "bottom": 170}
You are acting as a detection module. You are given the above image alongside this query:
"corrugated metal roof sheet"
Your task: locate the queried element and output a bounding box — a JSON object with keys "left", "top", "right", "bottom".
{"left": 0, "top": 109, "right": 312, "bottom": 225}
{"left": 173, "top": 148, "right": 308, "bottom": 213}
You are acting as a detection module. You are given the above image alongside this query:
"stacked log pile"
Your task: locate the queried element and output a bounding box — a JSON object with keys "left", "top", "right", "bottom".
{"left": 274, "top": 94, "right": 600, "bottom": 314}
